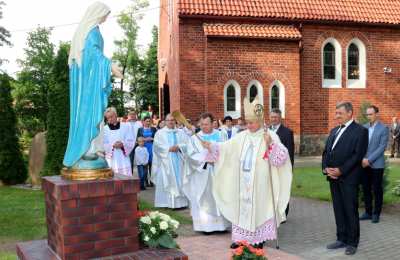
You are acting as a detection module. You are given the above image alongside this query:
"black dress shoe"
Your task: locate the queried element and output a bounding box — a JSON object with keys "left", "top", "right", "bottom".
{"left": 230, "top": 243, "right": 239, "bottom": 249}
{"left": 345, "top": 246, "right": 357, "bottom": 255}
{"left": 359, "top": 212, "right": 372, "bottom": 221}
{"left": 372, "top": 214, "right": 380, "bottom": 223}
{"left": 327, "top": 241, "right": 346, "bottom": 250}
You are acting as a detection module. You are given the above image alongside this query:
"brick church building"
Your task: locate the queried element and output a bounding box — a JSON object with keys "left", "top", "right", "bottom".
{"left": 157, "top": 0, "right": 400, "bottom": 154}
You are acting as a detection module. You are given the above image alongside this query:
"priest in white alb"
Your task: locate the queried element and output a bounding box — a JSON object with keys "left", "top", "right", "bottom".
{"left": 104, "top": 107, "right": 135, "bottom": 176}
{"left": 203, "top": 96, "right": 292, "bottom": 248}
{"left": 151, "top": 114, "right": 189, "bottom": 208}
{"left": 181, "top": 113, "right": 230, "bottom": 233}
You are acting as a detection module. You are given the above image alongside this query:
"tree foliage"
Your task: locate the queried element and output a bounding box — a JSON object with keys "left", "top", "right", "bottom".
{"left": 42, "top": 43, "right": 70, "bottom": 176}
{"left": 0, "top": 1, "right": 10, "bottom": 46}
{"left": 13, "top": 27, "right": 55, "bottom": 136}
{"left": 0, "top": 1, "right": 11, "bottom": 65}
{"left": 0, "top": 73, "right": 27, "bottom": 184}
{"left": 112, "top": 0, "right": 148, "bottom": 111}
{"left": 136, "top": 25, "right": 159, "bottom": 111}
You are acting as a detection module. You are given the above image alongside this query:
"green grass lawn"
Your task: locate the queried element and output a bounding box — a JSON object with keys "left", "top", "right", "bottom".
{"left": 292, "top": 165, "right": 400, "bottom": 204}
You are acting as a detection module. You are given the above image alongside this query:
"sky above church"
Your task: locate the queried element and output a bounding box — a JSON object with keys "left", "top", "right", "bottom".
{"left": 0, "top": 0, "right": 160, "bottom": 76}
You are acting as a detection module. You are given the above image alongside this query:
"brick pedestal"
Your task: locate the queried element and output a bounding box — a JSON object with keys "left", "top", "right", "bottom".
{"left": 16, "top": 175, "right": 188, "bottom": 260}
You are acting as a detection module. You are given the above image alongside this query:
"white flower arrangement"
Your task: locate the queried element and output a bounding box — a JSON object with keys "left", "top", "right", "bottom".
{"left": 138, "top": 211, "right": 180, "bottom": 249}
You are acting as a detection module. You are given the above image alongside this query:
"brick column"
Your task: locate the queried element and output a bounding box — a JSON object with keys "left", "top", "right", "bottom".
{"left": 42, "top": 175, "right": 140, "bottom": 259}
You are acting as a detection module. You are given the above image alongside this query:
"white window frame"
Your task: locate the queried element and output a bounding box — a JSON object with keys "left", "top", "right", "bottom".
{"left": 246, "top": 80, "right": 264, "bottom": 106}
{"left": 224, "top": 80, "right": 241, "bottom": 119}
{"left": 321, "top": 38, "right": 342, "bottom": 88}
{"left": 269, "top": 80, "right": 286, "bottom": 118}
{"left": 346, "top": 38, "right": 366, "bottom": 89}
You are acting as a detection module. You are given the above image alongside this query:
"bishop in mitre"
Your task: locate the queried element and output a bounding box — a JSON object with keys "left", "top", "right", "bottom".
{"left": 182, "top": 112, "right": 230, "bottom": 233}
{"left": 203, "top": 96, "right": 292, "bottom": 248}
{"left": 151, "top": 114, "right": 189, "bottom": 209}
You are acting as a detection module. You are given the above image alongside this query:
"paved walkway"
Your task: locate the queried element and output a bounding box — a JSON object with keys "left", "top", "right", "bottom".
{"left": 139, "top": 158, "right": 400, "bottom": 259}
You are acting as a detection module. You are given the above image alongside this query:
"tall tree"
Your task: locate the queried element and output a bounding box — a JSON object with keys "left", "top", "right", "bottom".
{"left": 13, "top": 27, "right": 55, "bottom": 136}
{"left": 112, "top": 0, "right": 148, "bottom": 111}
{"left": 0, "top": 1, "right": 11, "bottom": 65}
{"left": 0, "top": 73, "right": 27, "bottom": 184}
{"left": 137, "top": 25, "right": 159, "bottom": 111}
{"left": 42, "top": 43, "right": 70, "bottom": 176}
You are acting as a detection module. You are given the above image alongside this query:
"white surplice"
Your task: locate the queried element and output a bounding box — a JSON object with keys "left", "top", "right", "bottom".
{"left": 182, "top": 130, "right": 230, "bottom": 232}
{"left": 104, "top": 123, "right": 135, "bottom": 176}
{"left": 152, "top": 127, "right": 189, "bottom": 209}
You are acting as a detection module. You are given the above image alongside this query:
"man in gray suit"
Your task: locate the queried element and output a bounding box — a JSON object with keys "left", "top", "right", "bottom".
{"left": 390, "top": 117, "right": 400, "bottom": 158}
{"left": 360, "top": 105, "right": 389, "bottom": 223}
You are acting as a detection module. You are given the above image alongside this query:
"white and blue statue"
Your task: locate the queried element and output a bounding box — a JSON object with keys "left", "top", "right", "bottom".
{"left": 63, "top": 2, "right": 123, "bottom": 170}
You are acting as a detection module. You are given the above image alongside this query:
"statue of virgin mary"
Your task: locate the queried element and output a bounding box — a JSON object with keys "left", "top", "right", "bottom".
{"left": 63, "top": 2, "right": 122, "bottom": 170}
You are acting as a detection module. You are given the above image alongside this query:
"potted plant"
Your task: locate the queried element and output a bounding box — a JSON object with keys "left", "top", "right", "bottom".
{"left": 231, "top": 241, "right": 268, "bottom": 260}
{"left": 139, "top": 211, "right": 180, "bottom": 249}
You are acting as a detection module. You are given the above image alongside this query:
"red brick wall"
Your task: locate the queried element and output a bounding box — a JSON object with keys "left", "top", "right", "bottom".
{"left": 301, "top": 24, "right": 400, "bottom": 135}
{"left": 178, "top": 19, "right": 301, "bottom": 134}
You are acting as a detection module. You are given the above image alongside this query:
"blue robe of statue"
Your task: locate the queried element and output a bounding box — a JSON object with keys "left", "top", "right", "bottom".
{"left": 63, "top": 26, "right": 112, "bottom": 168}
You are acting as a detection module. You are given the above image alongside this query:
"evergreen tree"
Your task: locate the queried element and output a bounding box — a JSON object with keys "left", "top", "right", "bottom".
{"left": 0, "top": 73, "right": 27, "bottom": 184}
{"left": 42, "top": 43, "right": 70, "bottom": 175}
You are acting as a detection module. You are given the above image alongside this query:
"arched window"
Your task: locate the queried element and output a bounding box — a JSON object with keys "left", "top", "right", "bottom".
{"left": 346, "top": 38, "right": 366, "bottom": 88}
{"left": 321, "top": 38, "right": 342, "bottom": 88}
{"left": 269, "top": 80, "right": 286, "bottom": 118}
{"left": 249, "top": 85, "right": 258, "bottom": 102}
{"left": 246, "top": 80, "right": 264, "bottom": 105}
{"left": 224, "top": 80, "right": 241, "bottom": 118}
{"left": 348, "top": 43, "right": 359, "bottom": 80}
{"left": 226, "top": 85, "right": 236, "bottom": 111}
{"left": 323, "top": 43, "right": 335, "bottom": 80}
{"left": 271, "top": 85, "right": 279, "bottom": 110}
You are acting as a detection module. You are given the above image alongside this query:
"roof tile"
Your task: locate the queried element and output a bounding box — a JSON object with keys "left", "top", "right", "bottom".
{"left": 179, "top": 0, "right": 400, "bottom": 25}
{"left": 203, "top": 23, "right": 302, "bottom": 40}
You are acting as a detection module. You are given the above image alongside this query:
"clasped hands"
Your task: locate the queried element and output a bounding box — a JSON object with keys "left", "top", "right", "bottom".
{"left": 113, "top": 141, "right": 124, "bottom": 149}
{"left": 169, "top": 145, "right": 180, "bottom": 153}
{"left": 324, "top": 168, "right": 342, "bottom": 179}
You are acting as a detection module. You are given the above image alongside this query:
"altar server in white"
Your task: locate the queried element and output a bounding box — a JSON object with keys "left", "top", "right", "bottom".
{"left": 104, "top": 107, "right": 135, "bottom": 176}
{"left": 182, "top": 112, "right": 230, "bottom": 233}
{"left": 152, "top": 114, "right": 189, "bottom": 209}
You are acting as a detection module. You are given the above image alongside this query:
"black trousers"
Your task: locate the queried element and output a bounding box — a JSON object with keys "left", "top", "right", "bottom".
{"left": 329, "top": 180, "right": 360, "bottom": 247}
{"left": 391, "top": 138, "right": 400, "bottom": 156}
{"left": 362, "top": 167, "right": 384, "bottom": 216}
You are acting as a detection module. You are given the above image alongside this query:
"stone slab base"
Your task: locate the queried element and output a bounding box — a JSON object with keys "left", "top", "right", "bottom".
{"left": 16, "top": 240, "right": 188, "bottom": 260}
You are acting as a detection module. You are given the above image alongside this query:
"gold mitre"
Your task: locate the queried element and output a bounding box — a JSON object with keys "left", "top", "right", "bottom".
{"left": 244, "top": 95, "right": 264, "bottom": 122}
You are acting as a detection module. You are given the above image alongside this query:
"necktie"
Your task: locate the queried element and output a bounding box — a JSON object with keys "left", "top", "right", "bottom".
{"left": 331, "top": 125, "right": 345, "bottom": 150}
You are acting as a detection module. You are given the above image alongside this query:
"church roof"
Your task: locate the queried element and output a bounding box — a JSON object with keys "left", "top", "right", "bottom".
{"left": 178, "top": 0, "right": 400, "bottom": 25}
{"left": 203, "top": 23, "right": 302, "bottom": 40}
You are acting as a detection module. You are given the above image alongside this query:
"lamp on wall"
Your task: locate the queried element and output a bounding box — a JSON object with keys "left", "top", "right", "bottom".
{"left": 160, "top": 58, "right": 167, "bottom": 71}
{"left": 384, "top": 67, "right": 392, "bottom": 74}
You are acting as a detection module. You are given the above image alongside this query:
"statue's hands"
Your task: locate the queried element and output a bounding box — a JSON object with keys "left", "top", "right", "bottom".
{"left": 112, "top": 64, "right": 124, "bottom": 79}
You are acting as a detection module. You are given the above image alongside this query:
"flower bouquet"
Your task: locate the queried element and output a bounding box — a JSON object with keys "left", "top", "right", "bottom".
{"left": 231, "top": 241, "right": 268, "bottom": 260}
{"left": 139, "top": 211, "right": 180, "bottom": 249}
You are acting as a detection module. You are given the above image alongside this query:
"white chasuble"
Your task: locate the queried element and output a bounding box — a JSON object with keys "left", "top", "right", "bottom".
{"left": 182, "top": 130, "right": 230, "bottom": 232}
{"left": 104, "top": 123, "right": 135, "bottom": 176}
{"left": 152, "top": 127, "right": 189, "bottom": 209}
{"left": 211, "top": 129, "right": 292, "bottom": 243}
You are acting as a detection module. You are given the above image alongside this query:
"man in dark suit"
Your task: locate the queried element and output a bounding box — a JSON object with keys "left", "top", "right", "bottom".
{"left": 390, "top": 117, "right": 400, "bottom": 158}
{"left": 269, "top": 108, "right": 294, "bottom": 217}
{"left": 322, "top": 102, "right": 368, "bottom": 256}
{"left": 360, "top": 105, "right": 389, "bottom": 223}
